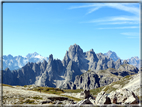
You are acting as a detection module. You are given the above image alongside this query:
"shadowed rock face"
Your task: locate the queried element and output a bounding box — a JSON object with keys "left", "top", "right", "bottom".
{"left": 61, "top": 64, "right": 139, "bottom": 90}
{"left": 115, "top": 59, "right": 122, "bottom": 69}
{"left": 3, "top": 44, "right": 139, "bottom": 89}
{"left": 73, "top": 71, "right": 100, "bottom": 90}
{"left": 63, "top": 69, "right": 121, "bottom": 90}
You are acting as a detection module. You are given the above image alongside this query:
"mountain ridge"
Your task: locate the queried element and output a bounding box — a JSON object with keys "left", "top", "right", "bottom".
{"left": 3, "top": 44, "right": 139, "bottom": 90}
{"left": 2, "top": 46, "right": 139, "bottom": 71}
{"left": 2, "top": 52, "right": 49, "bottom": 70}
{"left": 104, "top": 51, "right": 140, "bottom": 69}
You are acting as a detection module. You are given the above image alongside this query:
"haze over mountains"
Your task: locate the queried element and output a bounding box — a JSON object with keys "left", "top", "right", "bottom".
{"left": 3, "top": 44, "right": 139, "bottom": 90}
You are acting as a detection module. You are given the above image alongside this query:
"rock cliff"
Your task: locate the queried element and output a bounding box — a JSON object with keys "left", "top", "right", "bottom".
{"left": 3, "top": 44, "right": 139, "bottom": 89}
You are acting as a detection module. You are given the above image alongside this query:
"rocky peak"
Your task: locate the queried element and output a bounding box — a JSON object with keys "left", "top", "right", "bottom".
{"left": 123, "top": 60, "right": 129, "bottom": 64}
{"left": 5, "top": 67, "right": 10, "bottom": 71}
{"left": 104, "top": 50, "right": 120, "bottom": 62}
{"left": 49, "top": 54, "right": 53, "bottom": 61}
{"left": 86, "top": 49, "right": 98, "bottom": 62}
{"left": 7, "top": 54, "right": 13, "bottom": 59}
{"left": 62, "top": 44, "right": 84, "bottom": 67}
{"left": 89, "top": 49, "right": 94, "bottom": 52}
{"left": 108, "top": 50, "right": 112, "bottom": 53}
{"left": 116, "top": 59, "right": 122, "bottom": 64}
{"left": 68, "top": 44, "right": 84, "bottom": 58}
{"left": 115, "top": 59, "right": 122, "bottom": 69}
{"left": 86, "top": 49, "right": 95, "bottom": 55}
{"left": 26, "top": 52, "right": 39, "bottom": 58}
{"left": 32, "top": 52, "right": 39, "bottom": 56}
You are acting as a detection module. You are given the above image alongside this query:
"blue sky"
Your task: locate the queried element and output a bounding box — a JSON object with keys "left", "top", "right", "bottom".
{"left": 3, "top": 3, "right": 140, "bottom": 60}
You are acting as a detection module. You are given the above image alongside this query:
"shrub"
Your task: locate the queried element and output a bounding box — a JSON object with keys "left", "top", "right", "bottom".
{"left": 24, "top": 99, "right": 35, "bottom": 104}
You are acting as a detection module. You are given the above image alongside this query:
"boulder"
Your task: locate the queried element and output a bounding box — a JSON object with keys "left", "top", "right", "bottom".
{"left": 108, "top": 91, "right": 118, "bottom": 104}
{"left": 95, "top": 91, "right": 111, "bottom": 104}
{"left": 108, "top": 89, "right": 139, "bottom": 104}
{"left": 79, "top": 90, "right": 93, "bottom": 99}
{"left": 84, "top": 90, "right": 90, "bottom": 99}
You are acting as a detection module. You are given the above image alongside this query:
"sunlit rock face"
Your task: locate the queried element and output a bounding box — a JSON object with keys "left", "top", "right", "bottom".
{"left": 3, "top": 44, "right": 139, "bottom": 89}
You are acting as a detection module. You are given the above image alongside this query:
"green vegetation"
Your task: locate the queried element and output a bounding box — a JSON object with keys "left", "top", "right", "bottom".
{"left": 19, "top": 97, "right": 25, "bottom": 101}
{"left": 61, "top": 95, "right": 82, "bottom": 102}
{"left": 31, "top": 86, "right": 83, "bottom": 102}
{"left": 24, "top": 99, "right": 35, "bottom": 104}
{"left": 87, "top": 69, "right": 91, "bottom": 72}
{"left": 24, "top": 85, "right": 28, "bottom": 87}
{"left": 2, "top": 84, "right": 13, "bottom": 87}
{"left": 32, "top": 96, "right": 42, "bottom": 100}
{"left": 99, "top": 70, "right": 106, "bottom": 73}
{"left": 90, "top": 86, "right": 105, "bottom": 96}
{"left": 111, "top": 75, "right": 131, "bottom": 87}
{"left": 32, "top": 86, "right": 64, "bottom": 95}
{"left": 120, "top": 64, "right": 128, "bottom": 67}
{"left": 100, "top": 75, "right": 132, "bottom": 94}
{"left": 108, "top": 68, "right": 116, "bottom": 70}
{"left": 63, "top": 89, "right": 83, "bottom": 93}
{"left": 89, "top": 74, "right": 133, "bottom": 95}
{"left": 103, "top": 85, "right": 117, "bottom": 93}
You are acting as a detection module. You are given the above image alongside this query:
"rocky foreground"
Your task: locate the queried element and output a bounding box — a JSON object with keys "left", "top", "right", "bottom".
{"left": 2, "top": 83, "right": 141, "bottom": 106}
{"left": 2, "top": 72, "right": 141, "bottom": 106}
{"left": 3, "top": 85, "right": 61, "bottom": 105}
{"left": 2, "top": 71, "right": 141, "bottom": 106}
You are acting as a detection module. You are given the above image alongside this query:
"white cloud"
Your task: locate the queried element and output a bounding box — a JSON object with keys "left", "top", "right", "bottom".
{"left": 98, "top": 26, "right": 139, "bottom": 29}
{"left": 86, "top": 16, "right": 139, "bottom": 24}
{"left": 121, "top": 32, "right": 139, "bottom": 38}
{"left": 70, "top": 3, "right": 140, "bottom": 31}
{"left": 100, "top": 21, "right": 139, "bottom": 25}
{"left": 104, "top": 3, "right": 139, "bottom": 15}
{"left": 121, "top": 32, "right": 139, "bottom": 35}
{"left": 86, "top": 6, "right": 102, "bottom": 14}
{"left": 69, "top": 3, "right": 139, "bottom": 15}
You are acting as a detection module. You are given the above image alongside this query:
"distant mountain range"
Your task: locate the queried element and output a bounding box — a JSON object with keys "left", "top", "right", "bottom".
{"left": 1, "top": 49, "right": 140, "bottom": 71}
{"left": 104, "top": 51, "right": 140, "bottom": 69}
{"left": 2, "top": 52, "right": 49, "bottom": 70}
{"left": 3, "top": 44, "right": 139, "bottom": 90}
{"left": 104, "top": 50, "right": 120, "bottom": 62}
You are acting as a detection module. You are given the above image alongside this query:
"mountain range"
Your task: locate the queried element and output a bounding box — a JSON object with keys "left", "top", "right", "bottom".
{"left": 104, "top": 51, "right": 140, "bottom": 69}
{"left": 2, "top": 48, "right": 140, "bottom": 71}
{"left": 104, "top": 50, "right": 120, "bottom": 62}
{"left": 3, "top": 44, "right": 139, "bottom": 90}
{"left": 2, "top": 52, "right": 49, "bottom": 70}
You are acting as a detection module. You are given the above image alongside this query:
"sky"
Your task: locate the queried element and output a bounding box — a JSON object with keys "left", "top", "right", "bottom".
{"left": 3, "top": 3, "right": 140, "bottom": 60}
